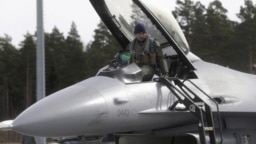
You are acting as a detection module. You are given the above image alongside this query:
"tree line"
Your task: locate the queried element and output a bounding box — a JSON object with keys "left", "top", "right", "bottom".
{"left": 0, "top": 0, "right": 256, "bottom": 120}
{"left": 0, "top": 21, "right": 119, "bottom": 120}
{"left": 173, "top": 0, "right": 256, "bottom": 72}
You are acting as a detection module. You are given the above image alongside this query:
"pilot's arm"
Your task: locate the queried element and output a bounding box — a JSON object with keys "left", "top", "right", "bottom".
{"left": 154, "top": 40, "right": 169, "bottom": 77}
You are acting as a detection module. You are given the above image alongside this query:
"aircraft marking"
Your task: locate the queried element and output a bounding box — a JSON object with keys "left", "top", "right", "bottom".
{"left": 117, "top": 109, "right": 130, "bottom": 117}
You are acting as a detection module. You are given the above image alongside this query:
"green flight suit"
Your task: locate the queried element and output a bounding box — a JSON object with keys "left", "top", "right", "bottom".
{"left": 127, "top": 36, "right": 169, "bottom": 81}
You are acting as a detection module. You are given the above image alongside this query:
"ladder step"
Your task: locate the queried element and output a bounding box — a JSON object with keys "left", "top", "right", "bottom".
{"left": 160, "top": 77, "right": 219, "bottom": 144}
{"left": 204, "top": 127, "right": 214, "bottom": 131}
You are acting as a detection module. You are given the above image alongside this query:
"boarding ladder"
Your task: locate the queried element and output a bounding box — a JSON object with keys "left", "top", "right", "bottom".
{"left": 159, "top": 77, "right": 223, "bottom": 144}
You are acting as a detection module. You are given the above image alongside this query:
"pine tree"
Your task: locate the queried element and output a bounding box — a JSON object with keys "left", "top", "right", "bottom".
{"left": 19, "top": 33, "right": 36, "bottom": 108}
{"left": 173, "top": 0, "right": 195, "bottom": 43}
{"left": 85, "top": 21, "right": 120, "bottom": 76}
{"left": 0, "top": 35, "right": 20, "bottom": 119}
{"left": 236, "top": 0, "right": 256, "bottom": 73}
{"left": 64, "top": 22, "right": 87, "bottom": 85}
{"left": 45, "top": 27, "right": 68, "bottom": 94}
{"left": 205, "top": 0, "right": 233, "bottom": 63}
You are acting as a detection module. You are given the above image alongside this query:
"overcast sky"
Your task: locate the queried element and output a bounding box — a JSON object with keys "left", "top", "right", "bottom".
{"left": 0, "top": 0, "right": 254, "bottom": 48}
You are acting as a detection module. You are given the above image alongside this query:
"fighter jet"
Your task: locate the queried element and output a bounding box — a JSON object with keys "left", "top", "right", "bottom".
{"left": 1, "top": 0, "right": 256, "bottom": 144}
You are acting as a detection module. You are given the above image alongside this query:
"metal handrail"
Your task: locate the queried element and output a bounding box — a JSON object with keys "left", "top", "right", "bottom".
{"left": 160, "top": 77, "right": 223, "bottom": 144}
{"left": 185, "top": 79, "right": 223, "bottom": 144}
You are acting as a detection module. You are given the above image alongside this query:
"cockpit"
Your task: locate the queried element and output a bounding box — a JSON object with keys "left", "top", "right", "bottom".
{"left": 91, "top": 0, "right": 197, "bottom": 81}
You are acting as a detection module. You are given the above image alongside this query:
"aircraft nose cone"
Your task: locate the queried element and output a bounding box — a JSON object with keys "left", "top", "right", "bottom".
{"left": 12, "top": 77, "right": 109, "bottom": 137}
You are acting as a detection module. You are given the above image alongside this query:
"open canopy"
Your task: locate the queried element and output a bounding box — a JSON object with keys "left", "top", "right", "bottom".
{"left": 90, "top": 0, "right": 196, "bottom": 76}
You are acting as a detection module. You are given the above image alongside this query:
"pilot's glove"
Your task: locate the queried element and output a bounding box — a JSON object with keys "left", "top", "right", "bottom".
{"left": 162, "top": 73, "right": 169, "bottom": 78}
{"left": 119, "top": 51, "right": 131, "bottom": 64}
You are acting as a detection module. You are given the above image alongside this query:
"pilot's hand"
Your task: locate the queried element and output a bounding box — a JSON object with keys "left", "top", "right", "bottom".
{"left": 162, "top": 73, "right": 169, "bottom": 78}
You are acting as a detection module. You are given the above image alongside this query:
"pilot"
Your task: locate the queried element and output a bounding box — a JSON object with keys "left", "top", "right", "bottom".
{"left": 125, "top": 22, "right": 169, "bottom": 81}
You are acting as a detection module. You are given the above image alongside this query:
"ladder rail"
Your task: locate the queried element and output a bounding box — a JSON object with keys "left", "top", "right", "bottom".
{"left": 176, "top": 79, "right": 220, "bottom": 144}
{"left": 178, "top": 79, "right": 222, "bottom": 144}
{"left": 160, "top": 78, "right": 200, "bottom": 109}
{"left": 185, "top": 79, "right": 223, "bottom": 144}
{"left": 173, "top": 79, "right": 217, "bottom": 144}
{"left": 160, "top": 77, "right": 221, "bottom": 144}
